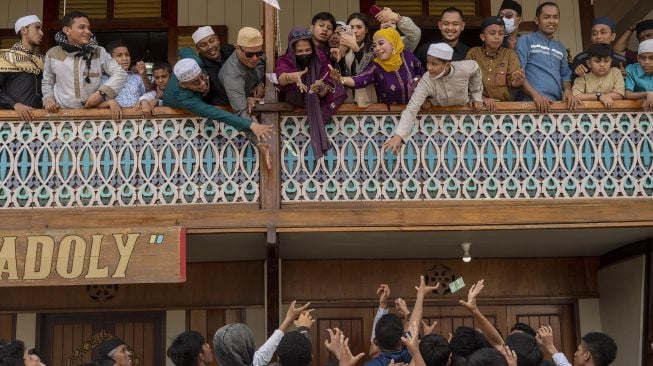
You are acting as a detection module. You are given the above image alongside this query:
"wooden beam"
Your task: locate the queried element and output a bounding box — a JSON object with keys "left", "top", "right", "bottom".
{"left": 3, "top": 199, "right": 653, "bottom": 233}
{"left": 265, "top": 226, "right": 280, "bottom": 336}
{"left": 599, "top": 239, "right": 651, "bottom": 268}
{"left": 578, "top": 0, "right": 595, "bottom": 51}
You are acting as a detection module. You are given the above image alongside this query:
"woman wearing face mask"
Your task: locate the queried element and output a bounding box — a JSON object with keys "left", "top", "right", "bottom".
{"left": 382, "top": 43, "right": 484, "bottom": 155}
{"left": 329, "top": 28, "right": 424, "bottom": 105}
{"left": 275, "top": 27, "right": 346, "bottom": 158}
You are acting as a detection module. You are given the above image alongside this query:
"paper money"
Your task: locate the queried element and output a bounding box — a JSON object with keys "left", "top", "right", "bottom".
{"left": 449, "top": 277, "right": 465, "bottom": 293}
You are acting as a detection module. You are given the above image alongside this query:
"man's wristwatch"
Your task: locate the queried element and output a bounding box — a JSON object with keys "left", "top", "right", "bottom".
{"left": 98, "top": 90, "right": 108, "bottom": 101}
{"left": 596, "top": 92, "right": 602, "bottom": 101}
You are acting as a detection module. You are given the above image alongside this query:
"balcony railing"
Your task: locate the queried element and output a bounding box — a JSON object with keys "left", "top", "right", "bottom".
{"left": 0, "top": 101, "right": 651, "bottom": 210}
{"left": 280, "top": 102, "right": 653, "bottom": 202}
{"left": 0, "top": 109, "right": 259, "bottom": 208}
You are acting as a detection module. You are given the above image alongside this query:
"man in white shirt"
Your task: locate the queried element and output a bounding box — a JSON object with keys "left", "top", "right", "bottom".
{"left": 384, "top": 43, "right": 483, "bottom": 154}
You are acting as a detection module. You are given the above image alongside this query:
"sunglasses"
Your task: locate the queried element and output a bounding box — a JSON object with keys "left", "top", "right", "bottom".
{"left": 239, "top": 47, "right": 264, "bottom": 58}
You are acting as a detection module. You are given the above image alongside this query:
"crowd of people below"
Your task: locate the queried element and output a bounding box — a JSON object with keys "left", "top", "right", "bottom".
{"left": 2, "top": 277, "right": 650, "bottom": 366}
{"left": 1, "top": 1, "right": 653, "bottom": 160}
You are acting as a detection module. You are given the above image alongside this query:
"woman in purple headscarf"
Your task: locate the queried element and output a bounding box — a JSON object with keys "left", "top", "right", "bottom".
{"left": 275, "top": 26, "right": 346, "bottom": 159}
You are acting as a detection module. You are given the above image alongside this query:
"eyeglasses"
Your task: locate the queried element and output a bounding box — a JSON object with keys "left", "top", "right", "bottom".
{"left": 291, "top": 30, "right": 313, "bottom": 39}
{"left": 239, "top": 47, "right": 264, "bottom": 58}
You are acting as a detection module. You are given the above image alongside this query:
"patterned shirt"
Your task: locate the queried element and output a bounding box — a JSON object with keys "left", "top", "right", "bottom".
{"left": 101, "top": 72, "right": 146, "bottom": 107}
{"left": 352, "top": 51, "right": 424, "bottom": 105}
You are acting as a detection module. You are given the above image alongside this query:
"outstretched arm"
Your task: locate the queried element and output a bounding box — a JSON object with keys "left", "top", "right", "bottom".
{"left": 408, "top": 276, "right": 439, "bottom": 331}
{"left": 459, "top": 279, "right": 505, "bottom": 348}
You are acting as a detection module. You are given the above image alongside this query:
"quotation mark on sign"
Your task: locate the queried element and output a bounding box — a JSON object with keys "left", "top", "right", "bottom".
{"left": 149, "top": 234, "right": 164, "bottom": 245}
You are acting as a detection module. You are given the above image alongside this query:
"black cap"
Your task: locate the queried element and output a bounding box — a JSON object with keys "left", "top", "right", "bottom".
{"left": 480, "top": 16, "right": 505, "bottom": 32}
{"left": 499, "top": 0, "right": 522, "bottom": 16}
{"left": 98, "top": 338, "right": 126, "bottom": 359}
{"left": 636, "top": 19, "right": 653, "bottom": 37}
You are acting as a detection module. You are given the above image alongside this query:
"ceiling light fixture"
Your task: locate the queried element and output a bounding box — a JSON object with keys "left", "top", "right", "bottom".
{"left": 461, "top": 242, "right": 472, "bottom": 263}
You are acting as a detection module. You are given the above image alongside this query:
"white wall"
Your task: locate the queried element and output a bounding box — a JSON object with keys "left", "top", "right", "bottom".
{"left": 598, "top": 255, "right": 645, "bottom": 366}
{"left": 578, "top": 298, "right": 602, "bottom": 336}
{"left": 165, "top": 310, "right": 186, "bottom": 366}
{"left": 15, "top": 313, "right": 37, "bottom": 349}
{"left": 0, "top": 0, "right": 43, "bottom": 29}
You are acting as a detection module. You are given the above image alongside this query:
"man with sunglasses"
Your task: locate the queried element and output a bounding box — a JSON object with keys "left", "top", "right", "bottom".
{"left": 218, "top": 27, "right": 266, "bottom": 120}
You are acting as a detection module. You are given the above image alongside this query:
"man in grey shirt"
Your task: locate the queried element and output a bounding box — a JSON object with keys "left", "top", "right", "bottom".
{"left": 218, "top": 26, "right": 265, "bottom": 119}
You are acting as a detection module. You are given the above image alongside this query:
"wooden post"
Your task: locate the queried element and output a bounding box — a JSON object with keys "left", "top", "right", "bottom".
{"left": 260, "top": 2, "right": 281, "bottom": 210}
{"left": 265, "top": 226, "right": 280, "bottom": 337}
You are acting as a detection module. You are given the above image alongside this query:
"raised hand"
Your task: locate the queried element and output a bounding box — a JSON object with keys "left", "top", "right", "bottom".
{"left": 395, "top": 298, "right": 410, "bottom": 318}
{"left": 376, "top": 284, "right": 390, "bottom": 309}
{"left": 325, "top": 328, "right": 343, "bottom": 359}
{"left": 421, "top": 320, "right": 437, "bottom": 335}
{"left": 328, "top": 64, "right": 343, "bottom": 85}
{"left": 401, "top": 322, "right": 420, "bottom": 355}
{"left": 498, "top": 345, "right": 518, "bottom": 366}
{"left": 535, "top": 325, "right": 558, "bottom": 356}
{"left": 415, "top": 275, "right": 439, "bottom": 296}
{"left": 459, "top": 279, "right": 484, "bottom": 313}
{"left": 136, "top": 61, "right": 147, "bottom": 76}
{"left": 294, "top": 309, "right": 316, "bottom": 329}
{"left": 376, "top": 7, "right": 399, "bottom": 24}
{"left": 339, "top": 335, "right": 365, "bottom": 366}
{"left": 339, "top": 32, "right": 359, "bottom": 52}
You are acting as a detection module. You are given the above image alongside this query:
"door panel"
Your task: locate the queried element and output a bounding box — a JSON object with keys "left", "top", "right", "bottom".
{"left": 310, "top": 307, "right": 373, "bottom": 366}
{"left": 506, "top": 304, "right": 576, "bottom": 357}
{"left": 40, "top": 311, "right": 164, "bottom": 366}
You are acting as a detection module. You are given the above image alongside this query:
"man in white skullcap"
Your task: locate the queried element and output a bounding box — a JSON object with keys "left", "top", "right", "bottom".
{"left": 383, "top": 42, "right": 483, "bottom": 154}
{"left": 187, "top": 25, "right": 237, "bottom": 105}
{"left": 0, "top": 15, "right": 44, "bottom": 121}
{"left": 163, "top": 56, "right": 273, "bottom": 167}
{"left": 625, "top": 39, "right": 653, "bottom": 111}
{"left": 218, "top": 27, "right": 266, "bottom": 119}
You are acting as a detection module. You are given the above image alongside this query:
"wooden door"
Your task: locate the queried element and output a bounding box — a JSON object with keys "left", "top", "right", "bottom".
{"left": 40, "top": 311, "right": 164, "bottom": 366}
{"left": 188, "top": 308, "right": 245, "bottom": 366}
{"left": 422, "top": 305, "right": 508, "bottom": 339}
{"left": 506, "top": 304, "right": 577, "bottom": 357}
{"left": 311, "top": 307, "right": 374, "bottom": 366}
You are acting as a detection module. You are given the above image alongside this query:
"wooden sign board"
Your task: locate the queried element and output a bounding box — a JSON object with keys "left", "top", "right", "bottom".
{"left": 0, "top": 226, "right": 186, "bottom": 286}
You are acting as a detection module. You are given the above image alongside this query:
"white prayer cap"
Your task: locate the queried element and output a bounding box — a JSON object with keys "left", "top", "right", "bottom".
{"left": 192, "top": 26, "right": 215, "bottom": 44}
{"left": 15, "top": 15, "right": 41, "bottom": 34}
{"left": 639, "top": 39, "right": 653, "bottom": 54}
{"left": 427, "top": 43, "right": 454, "bottom": 61}
{"left": 174, "top": 58, "right": 202, "bottom": 83}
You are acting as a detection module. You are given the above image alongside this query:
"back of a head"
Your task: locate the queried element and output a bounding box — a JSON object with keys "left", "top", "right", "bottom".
{"left": 581, "top": 332, "right": 617, "bottom": 366}
{"left": 374, "top": 314, "right": 404, "bottom": 350}
{"left": 277, "top": 331, "right": 312, "bottom": 366}
{"left": 450, "top": 326, "right": 489, "bottom": 358}
{"left": 465, "top": 348, "right": 507, "bottom": 366}
{"left": 505, "top": 333, "right": 543, "bottom": 366}
{"left": 213, "top": 323, "right": 256, "bottom": 366}
{"left": 167, "top": 330, "right": 205, "bottom": 366}
{"left": 0, "top": 340, "right": 25, "bottom": 366}
{"left": 419, "top": 334, "right": 451, "bottom": 366}
{"left": 509, "top": 323, "right": 536, "bottom": 338}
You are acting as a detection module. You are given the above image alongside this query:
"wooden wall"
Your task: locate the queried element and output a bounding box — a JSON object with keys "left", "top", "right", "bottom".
{"left": 0, "top": 261, "right": 264, "bottom": 312}
{"left": 489, "top": 0, "right": 584, "bottom": 55}
{"left": 0, "top": 0, "right": 43, "bottom": 29}
{"left": 0, "top": 313, "right": 15, "bottom": 341}
{"left": 282, "top": 258, "right": 600, "bottom": 302}
{"left": 177, "top": 0, "right": 359, "bottom": 53}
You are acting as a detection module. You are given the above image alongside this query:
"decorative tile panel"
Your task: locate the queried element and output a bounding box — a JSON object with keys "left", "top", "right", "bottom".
{"left": 280, "top": 113, "right": 653, "bottom": 201}
{"left": 0, "top": 118, "right": 259, "bottom": 208}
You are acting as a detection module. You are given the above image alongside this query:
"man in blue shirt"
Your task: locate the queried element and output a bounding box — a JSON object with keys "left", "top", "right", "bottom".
{"left": 625, "top": 39, "right": 653, "bottom": 111}
{"left": 516, "top": 2, "right": 580, "bottom": 113}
